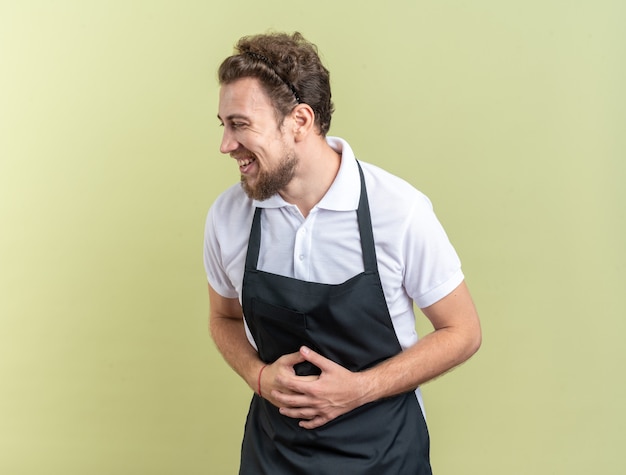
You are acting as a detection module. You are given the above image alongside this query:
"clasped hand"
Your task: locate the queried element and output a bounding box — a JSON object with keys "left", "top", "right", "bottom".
{"left": 261, "top": 346, "right": 368, "bottom": 429}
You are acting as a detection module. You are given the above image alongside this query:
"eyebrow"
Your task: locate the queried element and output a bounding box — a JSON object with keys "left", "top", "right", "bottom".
{"left": 217, "top": 113, "right": 250, "bottom": 122}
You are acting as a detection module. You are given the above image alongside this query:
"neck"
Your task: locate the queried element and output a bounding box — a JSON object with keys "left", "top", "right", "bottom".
{"left": 278, "top": 137, "right": 341, "bottom": 218}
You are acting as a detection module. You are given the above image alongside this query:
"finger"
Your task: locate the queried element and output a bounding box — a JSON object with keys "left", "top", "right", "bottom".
{"left": 278, "top": 406, "right": 318, "bottom": 420}
{"left": 299, "top": 416, "right": 328, "bottom": 430}
{"left": 272, "top": 389, "right": 313, "bottom": 408}
{"left": 299, "top": 346, "right": 336, "bottom": 372}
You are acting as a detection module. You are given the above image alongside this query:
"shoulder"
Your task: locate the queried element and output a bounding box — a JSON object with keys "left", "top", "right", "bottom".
{"left": 358, "top": 161, "right": 434, "bottom": 221}
{"left": 206, "top": 183, "right": 256, "bottom": 239}
{"left": 210, "top": 182, "right": 253, "bottom": 216}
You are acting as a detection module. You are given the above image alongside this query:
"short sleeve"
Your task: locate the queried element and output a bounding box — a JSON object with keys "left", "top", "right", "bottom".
{"left": 203, "top": 204, "right": 239, "bottom": 299}
{"left": 401, "top": 193, "right": 464, "bottom": 309}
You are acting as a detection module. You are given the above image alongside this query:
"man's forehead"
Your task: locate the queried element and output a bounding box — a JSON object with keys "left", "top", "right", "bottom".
{"left": 218, "top": 78, "right": 274, "bottom": 119}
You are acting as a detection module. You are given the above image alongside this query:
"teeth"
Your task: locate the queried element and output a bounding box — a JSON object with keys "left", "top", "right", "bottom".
{"left": 237, "top": 157, "right": 255, "bottom": 167}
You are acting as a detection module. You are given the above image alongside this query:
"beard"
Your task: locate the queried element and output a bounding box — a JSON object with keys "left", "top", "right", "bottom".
{"left": 241, "top": 151, "right": 298, "bottom": 201}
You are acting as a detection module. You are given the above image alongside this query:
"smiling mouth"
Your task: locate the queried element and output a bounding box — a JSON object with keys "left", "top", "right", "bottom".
{"left": 236, "top": 157, "right": 256, "bottom": 167}
{"left": 233, "top": 154, "right": 257, "bottom": 175}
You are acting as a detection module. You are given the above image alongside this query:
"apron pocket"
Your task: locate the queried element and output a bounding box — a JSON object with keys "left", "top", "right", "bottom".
{"left": 252, "top": 298, "right": 321, "bottom": 375}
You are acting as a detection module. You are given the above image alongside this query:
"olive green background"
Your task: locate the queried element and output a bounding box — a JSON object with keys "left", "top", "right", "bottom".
{"left": 1, "top": 1, "right": 624, "bottom": 474}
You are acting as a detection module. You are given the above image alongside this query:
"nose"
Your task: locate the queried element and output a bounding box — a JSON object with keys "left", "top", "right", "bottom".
{"left": 220, "top": 127, "right": 239, "bottom": 154}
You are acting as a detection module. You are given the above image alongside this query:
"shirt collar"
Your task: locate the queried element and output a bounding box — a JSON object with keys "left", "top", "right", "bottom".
{"left": 253, "top": 136, "right": 360, "bottom": 212}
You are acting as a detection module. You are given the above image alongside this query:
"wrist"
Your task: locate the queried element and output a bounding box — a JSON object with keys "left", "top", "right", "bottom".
{"left": 358, "top": 367, "right": 385, "bottom": 404}
{"left": 257, "top": 364, "right": 268, "bottom": 398}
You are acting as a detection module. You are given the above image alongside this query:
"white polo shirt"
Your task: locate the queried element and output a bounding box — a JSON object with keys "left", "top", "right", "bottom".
{"left": 204, "top": 136, "right": 464, "bottom": 355}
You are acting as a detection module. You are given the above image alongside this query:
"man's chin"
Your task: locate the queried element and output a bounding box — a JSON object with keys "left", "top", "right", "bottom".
{"left": 241, "top": 177, "right": 266, "bottom": 201}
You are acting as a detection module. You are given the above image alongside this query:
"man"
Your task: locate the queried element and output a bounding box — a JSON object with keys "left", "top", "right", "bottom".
{"left": 205, "top": 32, "right": 481, "bottom": 474}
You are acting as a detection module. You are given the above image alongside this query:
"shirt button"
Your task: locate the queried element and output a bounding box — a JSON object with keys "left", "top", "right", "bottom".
{"left": 299, "top": 255, "right": 304, "bottom": 261}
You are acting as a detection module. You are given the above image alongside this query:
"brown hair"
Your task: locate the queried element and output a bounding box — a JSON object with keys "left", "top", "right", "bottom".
{"left": 218, "top": 32, "right": 334, "bottom": 136}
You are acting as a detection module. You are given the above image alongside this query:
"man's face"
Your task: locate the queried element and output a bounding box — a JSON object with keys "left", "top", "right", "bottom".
{"left": 218, "top": 77, "right": 297, "bottom": 201}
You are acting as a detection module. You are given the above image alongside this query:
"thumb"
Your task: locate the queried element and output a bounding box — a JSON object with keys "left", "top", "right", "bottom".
{"left": 277, "top": 350, "right": 307, "bottom": 367}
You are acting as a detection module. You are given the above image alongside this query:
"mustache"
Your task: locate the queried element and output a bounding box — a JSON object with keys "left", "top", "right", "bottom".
{"left": 230, "top": 148, "right": 256, "bottom": 161}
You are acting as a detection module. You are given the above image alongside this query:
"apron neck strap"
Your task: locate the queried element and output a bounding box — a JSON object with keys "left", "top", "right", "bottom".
{"left": 246, "top": 207, "right": 262, "bottom": 271}
{"left": 355, "top": 160, "right": 379, "bottom": 274}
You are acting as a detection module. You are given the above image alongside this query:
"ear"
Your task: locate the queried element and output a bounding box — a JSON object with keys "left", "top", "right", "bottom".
{"left": 291, "top": 104, "right": 316, "bottom": 141}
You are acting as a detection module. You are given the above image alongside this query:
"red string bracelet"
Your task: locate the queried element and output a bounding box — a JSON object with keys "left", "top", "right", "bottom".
{"left": 257, "top": 364, "right": 268, "bottom": 398}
